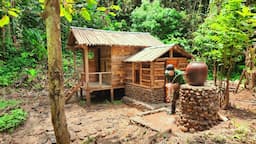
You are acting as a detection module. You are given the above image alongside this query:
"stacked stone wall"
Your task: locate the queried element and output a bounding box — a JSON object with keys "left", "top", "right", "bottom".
{"left": 125, "top": 84, "right": 165, "bottom": 103}
{"left": 177, "top": 84, "right": 219, "bottom": 132}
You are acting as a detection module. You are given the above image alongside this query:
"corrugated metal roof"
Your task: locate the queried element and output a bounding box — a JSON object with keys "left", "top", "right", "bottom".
{"left": 124, "top": 45, "right": 192, "bottom": 62}
{"left": 67, "top": 27, "right": 163, "bottom": 47}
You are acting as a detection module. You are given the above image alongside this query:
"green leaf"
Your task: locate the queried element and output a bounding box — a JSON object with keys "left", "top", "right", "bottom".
{"left": 108, "top": 12, "right": 116, "bottom": 17}
{"left": 80, "top": 8, "right": 91, "bottom": 21}
{"left": 8, "top": 10, "right": 18, "bottom": 17}
{"left": 86, "top": 0, "right": 97, "bottom": 5}
{"left": 86, "top": 0, "right": 97, "bottom": 8}
{"left": 60, "top": 5, "right": 65, "bottom": 16}
{"left": 97, "top": 7, "right": 107, "bottom": 12}
{"left": 63, "top": 9, "right": 72, "bottom": 22}
{"left": 27, "top": 69, "right": 37, "bottom": 77}
{"left": 110, "top": 5, "right": 121, "bottom": 11}
{"left": 0, "top": 15, "right": 10, "bottom": 27}
{"left": 10, "top": 8, "right": 20, "bottom": 13}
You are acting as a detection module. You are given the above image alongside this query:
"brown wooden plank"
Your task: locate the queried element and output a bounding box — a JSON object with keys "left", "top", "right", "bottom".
{"left": 150, "top": 62, "right": 154, "bottom": 88}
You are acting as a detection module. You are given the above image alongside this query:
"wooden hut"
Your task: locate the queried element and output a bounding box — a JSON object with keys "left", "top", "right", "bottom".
{"left": 66, "top": 27, "right": 163, "bottom": 104}
{"left": 123, "top": 44, "right": 193, "bottom": 103}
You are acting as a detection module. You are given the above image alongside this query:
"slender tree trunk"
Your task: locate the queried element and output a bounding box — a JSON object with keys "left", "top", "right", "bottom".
{"left": 223, "top": 68, "right": 231, "bottom": 109}
{"left": 45, "top": 0, "right": 70, "bottom": 143}
{"left": 213, "top": 61, "right": 217, "bottom": 86}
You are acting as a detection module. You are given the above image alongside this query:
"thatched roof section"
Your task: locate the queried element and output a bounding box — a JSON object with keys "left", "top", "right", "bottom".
{"left": 67, "top": 27, "right": 163, "bottom": 47}
{"left": 124, "top": 45, "right": 193, "bottom": 62}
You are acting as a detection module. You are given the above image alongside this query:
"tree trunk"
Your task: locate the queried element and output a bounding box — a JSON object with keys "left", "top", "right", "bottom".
{"left": 245, "top": 47, "right": 256, "bottom": 89}
{"left": 223, "top": 69, "right": 231, "bottom": 109}
{"left": 213, "top": 61, "right": 217, "bottom": 86}
{"left": 45, "top": 0, "right": 70, "bottom": 143}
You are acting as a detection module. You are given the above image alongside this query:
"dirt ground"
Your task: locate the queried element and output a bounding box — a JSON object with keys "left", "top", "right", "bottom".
{"left": 0, "top": 88, "right": 256, "bottom": 144}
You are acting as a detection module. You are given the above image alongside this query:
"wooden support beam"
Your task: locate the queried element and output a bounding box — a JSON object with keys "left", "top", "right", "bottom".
{"left": 169, "top": 49, "right": 173, "bottom": 58}
{"left": 110, "top": 88, "right": 114, "bottom": 102}
{"left": 73, "top": 50, "right": 77, "bottom": 73}
{"left": 83, "top": 45, "right": 90, "bottom": 105}
{"left": 99, "top": 73, "right": 102, "bottom": 87}
{"left": 86, "top": 90, "right": 91, "bottom": 105}
{"left": 83, "top": 46, "right": 89, "bottom": 88}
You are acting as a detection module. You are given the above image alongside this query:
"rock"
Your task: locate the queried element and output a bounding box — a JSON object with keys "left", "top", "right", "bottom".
{"left": 180, "top": 126, "right": 188, "bottom": 132}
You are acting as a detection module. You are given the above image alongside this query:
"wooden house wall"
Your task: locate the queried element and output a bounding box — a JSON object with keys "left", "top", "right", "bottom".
{"left": 88, "top": 48, "right": 98, "bottom": 82}
{"left": 166, "top": 58, "right": 188, "bottom": 71}
{"left": 141, "top": 62, "right": 151, "bottom": 87}
{"left": 100, "top": 46, "right": 111, "bottom": 85}
{"left": 111, "top": 46, "right": 143, "bottom": 87}
{"left": 124, "top": 63, "right": 132, "bottom": 83}
{"left": 153, "top": 61, "right": 165, "bottom": 88}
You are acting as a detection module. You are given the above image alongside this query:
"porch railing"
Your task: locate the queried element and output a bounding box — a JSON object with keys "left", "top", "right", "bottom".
{"left": 81, "top": 72, "right": 112, "bottom": 88}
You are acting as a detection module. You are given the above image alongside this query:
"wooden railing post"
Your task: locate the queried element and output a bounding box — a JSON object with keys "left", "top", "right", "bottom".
{"left": 99, "top": 73, "right": 102, "bottom": 87}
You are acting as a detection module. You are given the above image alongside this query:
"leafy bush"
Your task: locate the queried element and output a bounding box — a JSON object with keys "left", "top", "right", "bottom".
{"left": 0, "top": 109, "right": 27, "bottom": 132}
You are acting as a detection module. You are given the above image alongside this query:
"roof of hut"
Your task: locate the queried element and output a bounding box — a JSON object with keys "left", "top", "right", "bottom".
{"left": 67, "top": 27, "right": 163, "bottom": 47}
{"left": 124, "top": 44, "right": 193, "bottom": 62}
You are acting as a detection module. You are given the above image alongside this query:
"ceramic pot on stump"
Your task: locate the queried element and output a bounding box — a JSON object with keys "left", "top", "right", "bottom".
{"left": 185, "top": 62, "right": 208, "bottom": 86}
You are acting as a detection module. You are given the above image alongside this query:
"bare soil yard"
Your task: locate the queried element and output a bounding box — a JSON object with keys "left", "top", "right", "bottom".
{"left": 0, "top": 88, "right": 255, "bottom": 144}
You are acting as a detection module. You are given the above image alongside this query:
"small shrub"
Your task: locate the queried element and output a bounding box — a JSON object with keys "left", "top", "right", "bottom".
{"left": 0, "top": 99, "right": 27, "bottom": 132}
{"left": 0, "top": 108, "right": 27, "bottom": 132}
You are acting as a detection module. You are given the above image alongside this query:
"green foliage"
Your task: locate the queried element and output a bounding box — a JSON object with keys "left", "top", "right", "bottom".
{"left": 131, "top": 0, "right": 185, "bottom": 40}
{"left": 0, "top": 1, "right": 21, "bottom": 27}
{"left": 163, "top": 36, "right": 191, "bottom": 52}
{"left": 0, "top": 99, "right": 27, "bottom": 132}
{"left": 0, "top": 99, "right": 21, "bottom": 110}
{"left": 0, "top": 108, "right": 27, "bottom": 132}
{"left": 26, "top": 69, "right": 38, "bottom": 82}
{"left": 22, "top": 28, "right": 47, "bottom": 61}
{"left": 193, "top": 0, "right": 255, "bottom": 77}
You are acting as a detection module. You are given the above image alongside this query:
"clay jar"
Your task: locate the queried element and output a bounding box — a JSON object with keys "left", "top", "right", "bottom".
{"left": 185, "top": 62, "right": 208, "bottom": 86}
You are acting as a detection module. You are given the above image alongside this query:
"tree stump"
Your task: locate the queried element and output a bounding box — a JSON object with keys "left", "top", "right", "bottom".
{"left": 177, "top": 84, "right": 219, "bottom": 132}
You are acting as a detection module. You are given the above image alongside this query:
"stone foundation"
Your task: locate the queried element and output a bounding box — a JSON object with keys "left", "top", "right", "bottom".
{"left": 177, "top": 84, "right": 219, "bottom": 132}
{"left": 125, "top": 84, "right": 165, "bottom": 103}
